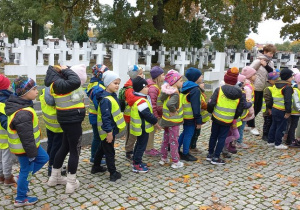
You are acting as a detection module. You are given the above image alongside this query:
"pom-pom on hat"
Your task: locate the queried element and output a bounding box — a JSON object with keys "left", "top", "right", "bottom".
{"left": 268, "top": 72, "right": 279, "bottom": 80}
{"left": 280, "top": 68, "right": 294, "bottom": 81}
{"left": 150, "top": 66, "right": 164, "bottom": 79}
{"left": 0, "top": 74, "right": 11, "bottom": 90}
{"left": 92, "top": 64, "right": 109, "bottom": 79}
{"left": 102, "top": 71, "right": 120, "bottom": 87}
{"left": 128, "top": 65, "right": 143, "bottom": 79}
{"left": 294, "top": 73, "right": 300, "bottom": 84}
{"left": 70, "top": 64, "right": 87, "bottom": 85}
{"left": 132, "top": 77, "right": 148, "bottom": 92}
{"left": 224, "top": 67, "right": 239, "bottom": 85}
{"left": 241, "top": 66, "right": 256, "bottom": 79}
{"left": 164, "top": 70, "right": 182, "bottom": 86}
{"left": 12, "top": 76, "right": 37, "bottom": 97}
{"left": 185, "top": 67, "right": 202, "bottom": 82}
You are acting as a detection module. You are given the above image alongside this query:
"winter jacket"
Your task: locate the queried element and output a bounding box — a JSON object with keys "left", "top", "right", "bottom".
{"left": 44, "top": 65, "right": 85, "bottom": 124}
{"left": 0, "top": 90, "right": 13, "bottom": 130}
{"left": 147, "top": 79, "right": 162, "bottom": 118}
{"left": 207, "top": 85, "right": 243, "bottom": 126}
{"left": 263, "top": 82, "right": 272, "bottom": 117}
{"left": 292, "top": 88, "right": 300, "bottom": 115}
{"left": 98, "top": 90, "right": 121, "bottom": 136}
{"left": 159, "top": 83, "right": 183, "bottom": 128}
{"left": 242, "top": 80, "right": 255, "bottom": 121}
{"left": 250, "top": 52, "right": 275, "bottom": 91}
{"left": 5, "top": 95, "right": 38, "bottom": 158}
{"left": 124, "top": 79, "right": 142, "bottom": 123}
{"left": 181, "top": 81, "right": 202, "bottom": 125}
{"left": 266, "top": 80, "right": 293, "bottom": 113}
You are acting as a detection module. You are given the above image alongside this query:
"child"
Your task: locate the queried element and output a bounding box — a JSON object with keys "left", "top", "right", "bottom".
{"left": 159, "top": 70, "right": 184, "bottom": 168}
{"left": 145, "top": 66, "right": 164, "bottom": 156}
{"left": 262, "top": 72, "right": 279, "bottom": 141}
{"left": 46, "top": 64, "right": 86, "bottom": 194}
{"left": 237, "top": 66, "right": 256, "bottom": 149}
{"left": 5, "top": 76, "right": 49, "bottom": 207}
{"left": 207, "top": 67, "right": 244, "bottom": 165}
{"left": 267, "top": 68, "right": 294, "bottom": 149}
{"left": 0, "top": 75, "right": 16, "bottom": 186}
{"left": 85, "top": 64, "right": 109, "bottom": 164}
{"left": 91, "top": 71, "right": 125, "bottom": 181}
{"left": 123, "top": 65, "right": 144, "bottom": 160}
{"left": 130, "top": 77, "right": 160, "bottom": 173}
{"left": 179, "top": 67, "right": 203, "bottom": 161}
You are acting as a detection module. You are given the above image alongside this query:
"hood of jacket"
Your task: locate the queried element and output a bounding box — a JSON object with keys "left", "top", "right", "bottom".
{"left": 124, "top": 78, "right": 133, "bottom": 88}
{"left": 44, "top": 65, "right": 65, "bottom": 87}
{"left": 275, "top": 80, "right": 291, "bottom": 89}
{"left": 0, "top": 90, "right": 13, "bottom": 103}
{"left": 221, "top": 85, "right": 242, "bottom": 100}
{"left": 160, "top": 83, "right": 179, "bottom": 102}
{"left": 181, "top": 81, "right": 199, "bottom": 93}
{"left": 5, "top": 95, "right": 33, "bottom": 116}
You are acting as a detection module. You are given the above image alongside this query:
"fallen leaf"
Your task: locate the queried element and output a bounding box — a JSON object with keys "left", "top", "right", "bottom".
{"left": 222, "top": 207, "right": 232, "bottom": 210}
{"left": 92, "top": 201, "right": 99, "bottom": 205}
{"left": 279, "top": 155, "right": 291, "bottom": 159}
{"left": 193, "top": 173, "right": 199, "bottom": 177}
{"left": 82, "top": 159, "right": 89, "bottom": 162}
{"left": 212, "top": 197, "right": 219, "bottom": 202}
{"left": 88, "top": 184, "right": 95, "bottom": 188}
{"left": 128, "top": 197, "right": 138, "bottom": 201}
{"left": 226, "top": 181, "right": 233, "bottom": 186}
{"left": 291, "top": 183, "right": 298, "bottom": 187}
{"left": 170, "top": 189, "right": 177, "bottom": 193}
{"left": 254, "top": 173, "right": 264, "bottom": 178}
{"left": 173, "top": 178, "right": 182, "bottom": 182}
{"left": 223, "top": 168, "right": 229, "bottom": 171}
{"left": 114, "top": 143, "right": 120, "bottom": 148}
{"left": 149, "top": 205, "right": 156, "bottom": 209}
{"left": 183, "top": 178, "right": 190, "bottom": 183}
{"left": 41, "top": 203, "right": 50, "bottom": 210}
{"left": 147, "top": 163, "right": 152, "bottom": 167}
{"left": 209, "top": 169, "right": 214, "bottom": 173}
{"left": 237, "top": 152, "right": 243, "bottom": 156}
{"left": 273, "top": 205, "right": 283, "bottom": 210}
{"left": 272, "top": 200, "right": 281, "bottom": 204}
{"left": 81, "top": 204, "right": 86, "bottom": 209}
{"left": 291, "top": 192, "right": 299, "bottom": 196}
{"left": 255, "top": 161, "right": 267, "bottom": 166}
{"left": 253, "top": 184, "right": 261, "bottom": 189}
{"left": 118, "top": 207, "right": 126, "bottom": 210}
{"left": 4, "top": 195, "right": 10, "bottom": 199}
{"left": 125, "top": 163, "right": 131, "bottom": 166}
{"left": 199, "top": 206, "right": 211, "bottom": 210}
{"left": 297, "top": 205, "right": 300, "bottom": 210}
{"left": 276, "top": 174, "right": 285, "bottom": 178}
{"left": 182, "top": 175, "right": 190, "bottom": 179}
{"left": 169, "top": 182, "right": 173, "bottom": 186}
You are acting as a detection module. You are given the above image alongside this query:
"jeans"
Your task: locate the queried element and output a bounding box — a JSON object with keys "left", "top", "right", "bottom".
{"left": 46, "top": 129, "right": 63, "bottom": 166}
{"left": 133, "top": 130, "right": 149, "bottom": 164}
{"left": 91, "top": 124, "right": 101, "bottom": 161}
{"left": 16, "top": 146, "right": 49, "bottom": 200}
{"left": 208, "top": 121, "right": 230, "bottom": 158}
{"left": 94, "top": 137, "right": 116, "bottom": 174}
{"left": 287, "top": 115, "right": 300, "bottom": 144}
{"left": 237, "top": 121, "right": 246, "bottom": 144}
{"left": 178, "top": 124, "right": 195, "bottom": 155}
{"left": 268, "top": 108, "right": 288, "bottom": 146}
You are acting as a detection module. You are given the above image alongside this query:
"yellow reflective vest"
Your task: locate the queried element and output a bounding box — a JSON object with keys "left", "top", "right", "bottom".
{"left": 97, "top": 95, "right": 126, "bottom": 140}
{"left": 212, "top": 87, "right": 240, "bottom": 124}
{"left": 262, "top": 86, "right": 272, "bottom": 113}
{"left": 270, "top": 86, "right": 286, "bottom": 111}
{"left": 292, "top": 88, "right": 300, "bottom": 115}
{"left": 130, "top": 98, "right": 154, "bottom": 136}
{"left": 50, "top": 83, "right": 85, "bottom": 110}
{"left": 0, "top": 103, "right": 8, "bottom": 149}
{"left": 39, "top": 89, "right": 63, "bottom": 133}
{"left": 182, "top": 93, "right": 194, "bottom": 119}
{"left": 86, "top": 82, "right": 106, "bottom": 115}
{"left": 162, "top": 92, "right": 183, "bottom": 123}
{"left": 7, "top": 107, "right": 41, "bottom": 154}
{"left": 200, "top": 94, "right": 211, "bottom": 124}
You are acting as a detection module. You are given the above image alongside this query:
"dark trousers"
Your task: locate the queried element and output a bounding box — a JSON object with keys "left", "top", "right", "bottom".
{"left": 94, "top": 137, "right": 116, "bottom": 174}
{"left": 190, "top": 128, "right": 201, "bottom": 149}
{"left": 247, "top": 91, "right": 264, "bottom": 127}
{"left": 268, "top": 108, "right": 288, "bottom": 146}
{"left": 133, "top": 130, "right": 149, "bottom": 164}
{"left": 287, "top": 115, "right": 300, "bottom": 144}
{"left": 91, "top": 124, "right": 101, "bottom": 160}
{"left": 53, "top": 122, "right": 82, "bottom": 174}
{"left": 208, "top": 121, "right": 230, "bottom": 158}
{"left": 263, "top": 115, "right": 272, "bottom": 137}
{"left": 46, "top": 129, "right": 63, "bottom": 166}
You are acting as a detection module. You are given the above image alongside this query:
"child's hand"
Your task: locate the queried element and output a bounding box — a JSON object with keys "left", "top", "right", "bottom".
{"left": 154, "top": 123, "right": 162, "bottom": 130}
{"left": 106, "top": 132, "right": 113, "bottom": 143}
{"left": 169, "top": 111, "right": 178, "bottom": 117}
{"left": 284, "top": 113, "right": 291, "bottom": 119}
{"left": 60, "top": 65, "right": 68, "bottom": 70}
{"left": 196, "top": 124, "right": 201, "bottom": 129}
{"left": 260, "top": 59, "right": 267, "bottom": 67}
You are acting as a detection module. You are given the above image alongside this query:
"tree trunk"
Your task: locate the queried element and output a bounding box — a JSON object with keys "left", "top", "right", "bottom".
{"left": 31, "top": 20, "right": 40, "bottom": 45}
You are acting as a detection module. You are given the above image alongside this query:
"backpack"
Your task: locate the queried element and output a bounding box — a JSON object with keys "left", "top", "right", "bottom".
{"left": 119, "top": 86, "right": 131, "bottom": 112}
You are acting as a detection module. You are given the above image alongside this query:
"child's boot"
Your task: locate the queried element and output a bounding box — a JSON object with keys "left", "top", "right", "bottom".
{"left": 4, "top": 175, "right": 16, "bottom": 186}
{"left": 65, "top": 173, "right": 80, "bottom": 194}
{"left": 47, "top": 168, "right": 67, "bottom": 186}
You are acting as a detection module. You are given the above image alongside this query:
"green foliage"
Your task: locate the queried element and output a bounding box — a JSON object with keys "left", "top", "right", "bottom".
{"left": 275, "top": 41, "right": 291, "bottom": 52}
{"left": 291, "top": 43, "right": 300, "bottom": 53}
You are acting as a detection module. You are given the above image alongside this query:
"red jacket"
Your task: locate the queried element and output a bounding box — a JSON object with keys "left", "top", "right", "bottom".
{"left": 147, "top": 79, "right": 162, "bottom": 118}
{"left": 124, "top": 79, "right": 141, "bottom": 123}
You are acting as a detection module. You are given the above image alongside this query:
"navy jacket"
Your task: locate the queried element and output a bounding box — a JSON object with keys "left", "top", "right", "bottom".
{"left": 181, "top": 81, "right": 202, "bottom": 125}
{"left": 0, "top": 90, "right": 13, "bottom": 130}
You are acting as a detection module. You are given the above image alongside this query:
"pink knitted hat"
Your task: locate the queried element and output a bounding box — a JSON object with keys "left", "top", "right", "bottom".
{"left": 238, "top": 74, "right": 246, "bottom": 83}
{"left": 241, "top": 66, "right": 256, "bottom": 79}
{"left": 294, "top": 73, "right": 300, "bottom": 84}
{"left": 71, "top": 64, "right": 87, "bottom": 85}
{"left": 164, "top": 70, "right": 182, "bottom": 86}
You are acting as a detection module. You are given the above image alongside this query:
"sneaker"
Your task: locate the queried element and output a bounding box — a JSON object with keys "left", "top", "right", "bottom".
{"left": 171, "top": 161, "right": 184, "bottom": 169}
{"left": 4, "top": 175, "right": 16, "bottom": 186}
{"left": 91, "top": 165, "right": 107, "bottom": 174}
{"left": 250, "top": 128, "right": 259, "bottom": 136}
{"left": 244, "top": 126, "right": 252, "bottom": 131}
{"left": 275, "top": 144, "right": 288, "bottom": 150}
{"left": 206, "top": 153, "right": 213, "bottom": 161}
{"left": 289, "top": 141, "right": 300, "bottom": 148}
{"left": 126, "top": 152, "right": 133, "bottom": 161}
{"left": 267, "top": 142, "right": 275, "bottom": 147}
{"left": 159, "top": 158, "right": 170, "bottom": 165}
{"left": 132, "top": 164, "right": 148, "bottom": 173}
{"left": 145, "top": 149, "right": 161, "bottom": 156}
{"left": 211, "top": 157, "right": 226, "bottom": 165}
{"left": 262, "top": 135, "right": 268, "bottom": 141}
{"left": 109, "top": 171, "right": 122, "bottom": 182}
{"left": 14, "top": 197, "right": 38, "bottom": 207}
{"left": 236, "top": 143, "right": 249, "bottom": 149}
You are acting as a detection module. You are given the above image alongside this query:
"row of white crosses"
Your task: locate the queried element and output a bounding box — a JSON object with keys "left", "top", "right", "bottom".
{"left": 273, "top": 52, "right": 298, "bottom": 69}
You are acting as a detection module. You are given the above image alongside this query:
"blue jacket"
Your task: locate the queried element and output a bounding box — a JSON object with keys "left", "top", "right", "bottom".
{"left": 0, "top": 90, "right": 13, "bottom": 130}
{"left": 181, "top": 81, "right": 202, "bottom": 125}
{"left": 86, "top": 77, "right": 105, "bottom": 125}
{"left": 98, "top": 90, "right": 120, "bottom": 136}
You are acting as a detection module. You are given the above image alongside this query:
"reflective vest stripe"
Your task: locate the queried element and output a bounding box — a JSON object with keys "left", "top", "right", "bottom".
{"left": 42, "top": 111, "right": 57, "bottom": 120}
{"left": 131, "top": 118, "right": 141, "bottom": 124}
{"left": 8, "top": 126, "right": 39, "bottom": 139}
{"left": 0, "top": 138, "right": 7, "bottom": 143}
{"left": 0, "top": 130, "right": 7, "bottom": 134}
{"left": 9, "top": 136, "right": 40, "bottom": 150}
{"left": 213, "top": 111, "right": 235, "bottom": 120}
{"left": 44, "top": 120, "right": 61, "bottom": 128}
{"left": 0, "top": 103, "right": 8, "bottom": 149}
{"left": 271, "top": 86, "right": 285, "bottom": 111}
{"left": 201, "top": 110, "right": 211, "bottom": 123}
{"left": 86, "top": 82, "right": 105, "bottom": 115}
{"left": 55, "top": 99, "right": 83, "bottom": 108}
{"left": 215, "top": 105, "right": 236, "bottom": 112}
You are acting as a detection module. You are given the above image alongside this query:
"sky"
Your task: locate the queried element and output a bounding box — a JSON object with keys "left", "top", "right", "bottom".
{"left": 100, "top": 0, "right": 288, "bottom": 44}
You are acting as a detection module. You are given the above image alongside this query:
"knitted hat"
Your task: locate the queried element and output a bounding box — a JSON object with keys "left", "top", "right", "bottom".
{"left": 185, "top": 67, "right": 202, "bottom": 82}
{"left": 150, "top": 66, "right": 164, "bottom": 79}
{"left": 70, "top": 64, "right": 87, "bottom": 85}
{"left": 132, "top": 77, "right": 148, "bottom": 92}
{"left": 294, "top": 73, "right": 300, "bottom": 84}
{"left": 237, "top": 74, "right": 246, "bottom": 83}
{"left": 164, "top": 70, "right": 182, "bottom": 86}
{"left": 0, "top": 74, "right": 10, "bottom": 90}
{"left": 280, "top": 68, "right": 294, "bottom": 81}
{"left": 224, "top": 67, "right": 239, "bottom": 85}
{"left": 92, "top": 64, "right": 110, "bottom": 79}
{"left": 12, "top": 76, "right": 37, "bottom": 97}
{"left": 102, "top": 71, "right": 120, "bottom": 87}
{"left": 268, "top": 72, "right": 279, "bottom": 80}
{"left": 128, "top": 65, "right": 143, "bottom": 79}
{"left": 241, "top": 66, "right": 256, "bottom": 79}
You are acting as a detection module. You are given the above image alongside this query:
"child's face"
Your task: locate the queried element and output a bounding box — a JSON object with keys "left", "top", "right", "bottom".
{"left": 140, "top": 86, "right": 149, "bottom": 95}
{"left": 22, "top": 87, "right": 38, "bottom": 100}
{"left": 196, "top": 75, "right": 203, "bottom": 84}
{"left": 107, "top": 79, "right": 121, "bottom": 93}
{"left": 138, "top": 70, "right": 144, "bottom": 79}
{"left": 268, "top": 79, "right": 276, "bottom": 85}
{"left": 264, "top": 51, "right": 274, "bottom": 58}
{"left": 175, "top": 77, "right": 183, "bottom": 88}
{"left": 159, "top": 73, "right": 165, "bottom": 82}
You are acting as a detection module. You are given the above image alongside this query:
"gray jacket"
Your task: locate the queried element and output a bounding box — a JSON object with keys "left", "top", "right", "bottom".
{"left": 292, "top": 89, "right": 300, "bottom": 115}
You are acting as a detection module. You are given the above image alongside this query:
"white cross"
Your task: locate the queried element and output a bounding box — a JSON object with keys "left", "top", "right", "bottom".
{"left": 169, "top": 47, "right": 177, "bottom": 65}
{"left": 159, "top": 46, "right": 169, "bottom": 68}
{"left": 66, "top": 42, "right": 89, "bottom": 66}
{"left": 157, "top": 46, "right": 162, "bottom": 64}
{"left": 134, "top": 45, "right": 140, "bottom": 64}
{"left": 143, "top": 46, "right": 155, "bottom": 71}
{"left": 175, "top": 51, "right": 190, "bottom": 75}
{"left": 81, "top": 42, "right": 92, "bottom": 62}
{"left": 56, "top": 40, "right": 69, "bottom": 65}
{"left": 191, "top": 47, "right": 198, "bottom": 65}
{"left": 3, "top": 37, "right": 11, "bottom": 63}
{"left": 229, "top": 53, "right": 243, "bottom": 69}
{"left": 42, "top": 42, "right": 61, "bottom": 66}
{"left": 35, "top": 39, "right": 47, "bottom": 66}
{"left": 92, "top": 43, "right": 107, "bottom": 65}
{"left": 286, "top": 54, "right": 298, "bottom": 69}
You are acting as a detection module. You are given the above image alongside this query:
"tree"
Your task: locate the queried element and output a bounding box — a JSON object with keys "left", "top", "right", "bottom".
{"left": 275, "top": 41, "right": 291, "bottom": 52}
{"left": 291, "top": 40, "right": 300, "bottom": 53}
{"left": 245, "top": 38, "right": 255, "bottom": 50}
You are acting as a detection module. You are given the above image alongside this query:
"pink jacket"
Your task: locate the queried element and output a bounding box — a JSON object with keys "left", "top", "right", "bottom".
{"left": 147, "top": 79, "right": 162, "bottom": 118}
{"left": 243, "top": 79, "right": 255, "bottom": 121}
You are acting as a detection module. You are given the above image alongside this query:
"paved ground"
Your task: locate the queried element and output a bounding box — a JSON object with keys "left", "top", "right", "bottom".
{"left": 1, "top": 115, "right": 300, "bottom": 210}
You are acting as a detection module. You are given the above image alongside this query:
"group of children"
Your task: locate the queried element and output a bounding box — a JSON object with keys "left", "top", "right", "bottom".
{"left": 1, "top": 54, "right": 300, "bottom": 206}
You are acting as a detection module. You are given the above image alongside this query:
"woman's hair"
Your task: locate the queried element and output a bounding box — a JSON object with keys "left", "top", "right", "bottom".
{"left": 153, "top": 75, "right": 164, "bottom": 89}
{"left": 263, "top": 44, "right": 276, "bottom": 54}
